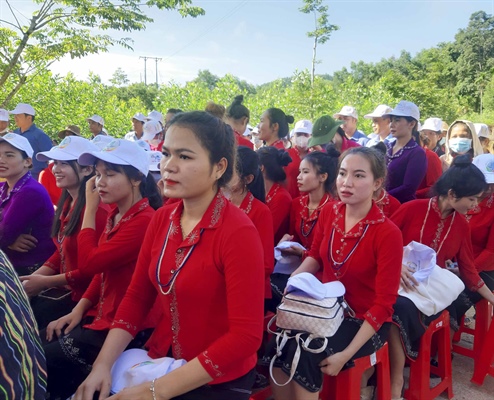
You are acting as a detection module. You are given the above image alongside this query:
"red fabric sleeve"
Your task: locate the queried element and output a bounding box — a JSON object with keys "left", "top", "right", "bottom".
{"left": 416, "top": 151, "right": 442, "bottom": 199}
{"left": 307, "top": 206, "right": 327, "bottom": 268}
{"left": 364, "top": 222, "right": 402, "bottom": 331}
{"left": 44, "top": 246, "right": 60, "bottom": 273}
{"left": 82, "top": 273, "right": 102, "bottom": 306}
{"left": 38, "top": 167, "right": 62, "bottom": 206}
{"left": 270, "top": 191, "right": 291, "bottom": 241}
{"left": 288, "top": 198, "right": 301, "bottom": 244}
{"left": 72, "top": 216, "right": 149, "bottom": 280}
{"left": 457, "top": 227, "right": 485, "bottom": 291}
{"left": 474, "top": 221, "right": 494, "bottom": 272}
{"left": 196, "top": 223, "right": 264, "bottom": 377}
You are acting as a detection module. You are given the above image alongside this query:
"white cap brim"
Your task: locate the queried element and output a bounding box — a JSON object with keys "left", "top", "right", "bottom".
{"left": 78, "top": 151, "right": 149, "bottom": 176}
{"left": 37, "top": 148, "right": 80, "bottom": 162}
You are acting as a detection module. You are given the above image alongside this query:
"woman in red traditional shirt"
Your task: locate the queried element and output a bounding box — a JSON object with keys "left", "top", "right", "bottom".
{"left": 257, "top": 146, "right": 292, "bottom": 244}
{"left": 258, "top": 107, "right": 294, "bottom": 149}
{"left": 227, "top": 145, "right": 274, "bottom": 300}
{"left": 267, "top": 147, "right": 402, "bottom": 400}
{"left": 20, "top": 136, "right": 108, "bottom": 330}
{"left": 388, "top": 155, "right": 494, "bottom": 399}
{"left": 285, "top": 120, "right": 313, "bottom": 198}
{"left": 269, "top": 149, "right": 340, "bottom": 311}
{"left": 42, "top": 139, "right": 162, "bottom": 399}
{"left": 225, "top": 95, "right": 254, "bottom": 149}
{"left": 75, "top": 112, "right": 264, "bottom": 400}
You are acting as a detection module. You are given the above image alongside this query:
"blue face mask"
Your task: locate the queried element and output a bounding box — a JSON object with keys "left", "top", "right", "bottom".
{"left": 449, "top": 138, "right": 472, "bottom": 154}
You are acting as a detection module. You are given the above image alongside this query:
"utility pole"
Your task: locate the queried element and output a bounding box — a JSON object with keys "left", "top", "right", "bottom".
{"left": 140, "top": 56, "right": 161, "bottom": 86}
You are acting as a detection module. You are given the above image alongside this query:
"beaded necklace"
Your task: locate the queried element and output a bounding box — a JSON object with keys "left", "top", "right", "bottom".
{"left": 300, "top": 194, "right": 330, "bottom": 238}
{"left": 328, "top": 224, "right": 369, "bottom": 278}
{"left": 265, "top": 184, "right": 280, "bottom": 205}
{"left": 419, "top": 198, "right": 455, "bottom": 255}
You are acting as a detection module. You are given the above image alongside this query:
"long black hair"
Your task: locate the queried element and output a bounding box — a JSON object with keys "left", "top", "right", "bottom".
{"left": 304, "top": 147, "right": 340, "bottom": 194}
{"left": 257, "top": 146, "right": 292, "bottom": 183}
{"left": 52, "top": 161, "right": 94, "bottom": 237}
{"left": 102, "top": 162, "right": 163, "bottom": 210}
{"left": 237, "top": 146, "right": 265, "bottom": 202}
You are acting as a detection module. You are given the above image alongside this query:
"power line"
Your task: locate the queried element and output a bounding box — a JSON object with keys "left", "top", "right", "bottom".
{"left": 139, "top": 56, "right": 161, "bottom": 86}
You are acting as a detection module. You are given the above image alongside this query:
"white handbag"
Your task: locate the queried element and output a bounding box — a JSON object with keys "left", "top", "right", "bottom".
{"left": 398, "top": 242, "right": 465, "bottom": 316}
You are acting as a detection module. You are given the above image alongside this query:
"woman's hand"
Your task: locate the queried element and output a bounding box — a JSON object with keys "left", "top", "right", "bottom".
{"left": 85, "top": 176, "right": 100, "bottom": 211}
{"left": 108, "top": 381, "right": 167, "bottom": 400}
{"left": 278, "top": 234, "right": 293, "bottom": 244}
{"left": 319, "top": 352, "right": 351, "bottom": 376}
{"left": 445, "top": 260, "right": 460, "bottom": 276}
{"left": 8, "top": 233, "right": 37, "bottom": 252}
{"left": 74, "top": 364, "right": 113, "bottom": 400}
{"left": 400, "top": 263, "right": 418, "bottom": 292}
{"left": 46, "top": 310, "right": 83, "bottom": 341}
{"left": 20, "top": 274, "right": 48, "bottom": 297}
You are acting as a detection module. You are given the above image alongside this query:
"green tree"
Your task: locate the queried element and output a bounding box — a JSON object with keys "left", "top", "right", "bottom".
{"left": 453, "top": 11, "right": 494, "bottom": 113}
{"left": 0, "top": 0, "right": 204, "bottom": 106}
{"left": 299, "top": 0, "right": 339, "bottom": 86}
{"left": 110, "top": 68, "right": 130, "bottom": 87}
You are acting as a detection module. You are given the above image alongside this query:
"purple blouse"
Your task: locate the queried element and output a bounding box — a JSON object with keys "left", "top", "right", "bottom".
{"left": 0, "top": 172, "right": 55, "bottom": 270}
{"left": 385, "top": 139, "right": 427, "bottom": 203}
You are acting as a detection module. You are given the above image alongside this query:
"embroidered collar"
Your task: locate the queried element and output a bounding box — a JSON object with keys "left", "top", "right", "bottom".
{"left": 298, "top": 193, "right": 332, "bottom": 223}
{"left": 169, "top": 191, "right": 227, "bottom": 246}
{"left": 386, "top": 138, "right": 418, "bottom": 166}
{"left": 239, "top": 191, "right": 254, "bottom": 215}
{"left": 466, "top": 193, "right": 494, "bottom": 218}
{"left": 105, "top": 198, "right": 150, "bottom": 236}
{"left": 331, "top": 201, "right": 385, "bottom": 238}
{"left": 0, "top": 171, "right": 32, "bottom": 203}
{"left": 431, "top": 196, "right": 455, "bottom": 221}
{"left": 266, "top": 183, "right": 281, "bottom": 205}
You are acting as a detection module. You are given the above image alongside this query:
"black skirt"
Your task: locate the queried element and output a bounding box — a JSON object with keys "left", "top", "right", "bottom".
{"left": 262, "top": 317, "right": 390, "bottom": 393}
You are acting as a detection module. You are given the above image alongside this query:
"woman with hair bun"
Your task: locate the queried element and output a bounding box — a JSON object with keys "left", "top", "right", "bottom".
{"left": 388, "top": 155, "right": 494, "bottom": 399}
{"left": 75, "top": 112, "right": 264, "bottom": 400}
{"left": 258, "top": 146, "right": 292, "bottom": 243}
{"left": 227, "top": 145, "right": 274, "bottom": 300}
{"left": 226, "top": 95, "right": 254, "bottom": 149}
{"left": 258, "top": 108, "right": 294, "bottom": 149}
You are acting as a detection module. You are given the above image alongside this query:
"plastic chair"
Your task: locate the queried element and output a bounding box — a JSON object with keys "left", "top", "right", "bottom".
{"left": 452, "top": 299, "right": 492, "bottom": 360}
{"left": 320, "top": 342, "right": 391, "bottom": 400}
{"left": 405, "top": 310, "right": 453, "bottom": 400}
{"left": 471, "top": 304, "right": 494, "bottom": 385}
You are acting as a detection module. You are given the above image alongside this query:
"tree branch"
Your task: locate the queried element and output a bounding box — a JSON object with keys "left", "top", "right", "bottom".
{"left": 5, "top": 0, "right": 23, "bottom": 32}
{"left": 0, "top": 74, "right": 27, "bottom": 108}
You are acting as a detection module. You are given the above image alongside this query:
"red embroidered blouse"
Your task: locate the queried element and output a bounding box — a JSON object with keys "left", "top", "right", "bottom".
{"left": 391, "top": 197, "right": 485, "bottom": 291}
{"left": 416, "top": 148, "right": 442, "bottom": 199}
{"left": 239, "top": 192, "right": 274, "bottom": 298}
{"left": 78, "top": 198, "right": 155, "bottom": 331}
{"left": 285, "top": 148, "right": 302, "bottom": 199}
{"left": 235, "top": 131, "right": 254, "bottom": 150}
{"left": 269, "top": 140, "right": 285, "bottom": 150}
{"left": 308, "top": 202, "right": 402, "bottom": 331}
{"left": 375, "top": 190, "right": 401, "bottom": 218}
{"left": 44, "top": 198, "right": 109, "bottom": 302}
{"left": 466, "top": 193, "right": 494, "bottom": 272}
{"left": 266, "top": 183, "right": 292, "bottom": 244}
{"left": 111, "top": 193, "right": 264, "bottom": 385}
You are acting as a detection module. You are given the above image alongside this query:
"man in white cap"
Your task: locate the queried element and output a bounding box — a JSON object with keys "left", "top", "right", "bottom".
{"left": 0, "top": 109, "right": 10, "bottom": 136}
{"left": 364, "top": 105, "right": 394, "bottom": 147}
{"left": 420, "top": 117, "right": 444, "bottom": 156}
{"left": 124, "top": 112, "right": 146, "bottom": 141}
{"left": 334, "top": 105, "right": 369, "bottom": 146}
{"left": 86, "top": 115, "right": 106, "bottom": 137}
{"left": 10, "top": 103, "right": 52, "bottom": 179}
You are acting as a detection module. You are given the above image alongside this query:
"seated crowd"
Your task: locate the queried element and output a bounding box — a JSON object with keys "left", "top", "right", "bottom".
{"left": 0, "top": 96, "right": 493, "bottom": 400}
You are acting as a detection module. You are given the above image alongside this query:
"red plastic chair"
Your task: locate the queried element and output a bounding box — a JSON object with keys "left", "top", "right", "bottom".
{"left": 405, "top": 310, "right": 453, "bottom": 400}
{"left": 452, "top": 299, "right": 492, "bottom": 361}
{"left": 471, "top": 303, "right": 494, "bottom": 385}
{"left": 320, "top": 342, "right": 391, "bottom": 400}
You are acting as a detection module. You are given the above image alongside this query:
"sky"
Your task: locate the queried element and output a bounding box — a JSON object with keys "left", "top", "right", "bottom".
{"left": 4, "top": 0, "right": 494, "bottom": 85}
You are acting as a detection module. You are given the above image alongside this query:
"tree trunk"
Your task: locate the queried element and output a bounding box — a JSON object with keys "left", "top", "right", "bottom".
{"left": 311, "top": 36, "right": 317, "bottom": 88}
{"left": 0, "top": 75, "right": 27, "bottom": 108}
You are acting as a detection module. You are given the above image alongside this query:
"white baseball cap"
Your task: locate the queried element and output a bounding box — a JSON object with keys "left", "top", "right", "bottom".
{"left": 37, "top": 136, "right": 99, "bottom": 162}
{"left": 0, "top": 109, "right": 9, "bottom": 122}
{"left": 149, "top": 150, "right": 163, "bottom": 172}
{"left": 142, "top": 120, "right": 162, "bottom": 141}
{"left": 252, "top": 126, "right": 259, "bottom": 135}
{"left": 0, "top": 133, "right": 34, "bottom": 157}
{"left": 135, "top": 139, "right": 151, "bottom": 152}
{"left": 473, "top": 153, "right": 494, "bottom": 184}
{"left": 383, "top": 100, "right": 420, "bottom": 122}
{"left": 292, "top": 120, "right": 313, "bottom": 136}
{"left": 9, "top": 103, "right": 35, "bottom": 116}
{"left": 334, "top": 106, "right": 358, "bottom": 120}
{"left": 78, "top": 139, "right": 149, "bottom": 176}
{"left": 364, "top": 105, "right": 393, "bottom": 119}
{"left": 420, "top": 117, "right": 443, "bottom": 132}
{"left": 474, "top": 123, "right": 490, "bottom": 139}
{"left": 146, "top": 110, "right": 164, "bottom": 125}
{"left": 132, "top": 112, "right": 146, "bottom": 123}
{"left": 87, "top": 114, "right": 105, "bottom": 126}
{"left": 91, "top": 135, "right": 115, "bottom": 149}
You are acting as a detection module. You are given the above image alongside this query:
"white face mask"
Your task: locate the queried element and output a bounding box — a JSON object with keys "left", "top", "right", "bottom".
{"left": 295, "top": 135, "right": 309, "bottom": 149}
{"left": 449, "top": 138, "right": 472, "bottom": 154}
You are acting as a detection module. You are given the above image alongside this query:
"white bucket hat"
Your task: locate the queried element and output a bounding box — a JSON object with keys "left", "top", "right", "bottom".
{"left": 473, "top": 153, "right": 494, "bottom": 184}
{"left": 0, "top": 133, "right": 34, "bottom": 157}
{"left": 364, "top": 105, "right": 393, "bottom": 119}
{"left": 420, "top": 118, "right": 443, "bottom": 132}
{"left": 383, "top": 100, "right": 420, "bottom": 122}
{"left": 37, "top": 136, "right": 99, "bottom": 162}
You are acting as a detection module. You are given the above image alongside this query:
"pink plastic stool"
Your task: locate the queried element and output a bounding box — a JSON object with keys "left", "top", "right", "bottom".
{"left": 320, "top": 342, "right": 391, "bottom": 400}
{"left": 405, "top": 310, "right": 453, "bottom": 400}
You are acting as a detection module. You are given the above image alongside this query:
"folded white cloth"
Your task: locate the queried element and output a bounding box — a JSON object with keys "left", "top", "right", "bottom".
{"left": 403, "top": 241, "right": 435, "bottom": 283}
{"left": 286, "top": 272, "right": 346, "bottom": 300}
{"left": 111, "top": 348, "right": 187, "bottom": 394}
